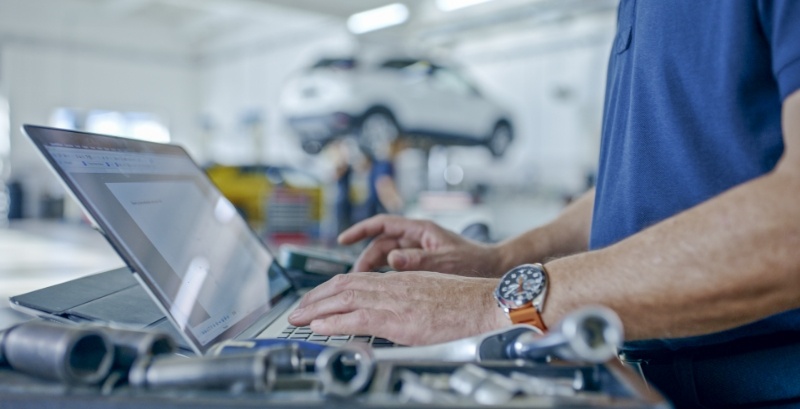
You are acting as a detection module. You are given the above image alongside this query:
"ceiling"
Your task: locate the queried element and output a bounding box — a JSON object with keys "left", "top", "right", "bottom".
{"left": 59, "top": 0, "right": 618, "bottom": 49}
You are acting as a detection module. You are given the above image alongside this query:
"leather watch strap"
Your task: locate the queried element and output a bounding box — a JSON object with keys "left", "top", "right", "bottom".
{"left": 509, "top": 302, "right": 548, "bottom": 331}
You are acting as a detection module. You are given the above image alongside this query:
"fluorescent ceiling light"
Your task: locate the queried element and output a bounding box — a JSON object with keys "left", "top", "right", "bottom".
{"left": 347, "top": 3, "right": 409, "bottom": 34}
{"left": 436, "top": 0, "right": 493, "bottom": 12}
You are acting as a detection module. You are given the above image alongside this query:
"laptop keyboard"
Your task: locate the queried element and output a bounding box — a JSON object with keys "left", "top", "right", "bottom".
{"left": 277, "top": 325, "right": 397, "bottom": 348}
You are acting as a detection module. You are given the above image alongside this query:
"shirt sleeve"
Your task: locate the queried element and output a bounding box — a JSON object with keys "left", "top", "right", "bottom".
{"left": 759, "top": 0, "right": 800, "bottom": 100}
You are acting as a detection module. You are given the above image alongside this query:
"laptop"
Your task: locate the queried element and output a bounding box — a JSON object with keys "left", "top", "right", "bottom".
{"left": 13, "top": 124, "right": 392, "bottom": 355}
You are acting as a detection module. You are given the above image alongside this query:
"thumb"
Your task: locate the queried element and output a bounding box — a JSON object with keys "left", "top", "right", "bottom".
{"left": 388, "top": 248, "right": 438, "bottom": 271}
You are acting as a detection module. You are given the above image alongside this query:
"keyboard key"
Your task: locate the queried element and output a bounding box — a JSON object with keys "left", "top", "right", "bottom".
{"left": 329, "top": 335, "right": 351, "bottom": 341}
{"left": 309, "top": 335, "right": 330, "bottom": 342}
{"left": 277, "top": 334, "right": 289, "bottom": 339}
{"left": 352, "top": 336, "right": 371, "bottom": 343}
{"left": 294, "top": 328, "right": 313, "bottom": 334}
{"left": 372, "top": 338, "right": 393, "bottom": 344}
{"left": 290, "top": 334, "right": 311, "bottom": 340}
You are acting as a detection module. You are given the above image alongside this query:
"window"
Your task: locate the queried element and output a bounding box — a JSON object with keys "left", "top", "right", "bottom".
{"left": 49, "top": 108, "right": 170, "bottom": 143}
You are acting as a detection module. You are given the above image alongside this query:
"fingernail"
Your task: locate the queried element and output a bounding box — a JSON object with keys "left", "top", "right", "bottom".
{"left": 393, "top": 254, "right": 407, "bottom": 268}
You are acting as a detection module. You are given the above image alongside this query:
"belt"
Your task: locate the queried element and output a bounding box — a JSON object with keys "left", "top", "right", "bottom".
{"left": 620, "top": 332, "right": 800, "bottom": 408}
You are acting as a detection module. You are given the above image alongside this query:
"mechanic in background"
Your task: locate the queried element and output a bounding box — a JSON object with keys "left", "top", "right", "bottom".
{"left": 329, "top": 137, "right": 405, "bottom": 234}
{"left": 361, "top": 138, "right": 405, "bottom": 220}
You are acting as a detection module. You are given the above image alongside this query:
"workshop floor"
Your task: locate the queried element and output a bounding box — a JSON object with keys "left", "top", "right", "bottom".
{"left": 0, "top": 220, "right": 123, "bottom": 329}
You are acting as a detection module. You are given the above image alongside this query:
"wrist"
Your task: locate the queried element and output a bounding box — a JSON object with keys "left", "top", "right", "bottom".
{"left": 494, "top": 226, "right": 553, "bottom": 271}
{"left": 490, "top": 241, "right": 518, "bottom": 274}
{"left": 480, "top": 278, "right": 512, "bottom": 331}
{"left": 492, "top": 301, "right": 513, "bottom": 328}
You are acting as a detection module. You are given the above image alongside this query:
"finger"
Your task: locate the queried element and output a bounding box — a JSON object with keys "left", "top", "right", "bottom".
{"left": 337, "top": 215, "right": 389, "bottom": 245}
{"left": 288, "top": 287, "right": 383, "bottom": 327}
{"left": 351, "top": 235, "right": 404, "bottom": 272}
{"left": 337, "top": 214, "right": 426, "bottom": 245}
{"left": 387, "top": 248, "right": 436, "bottom": 271}
{"left": 296, "top": 272, "right": 377, "bottom": 309}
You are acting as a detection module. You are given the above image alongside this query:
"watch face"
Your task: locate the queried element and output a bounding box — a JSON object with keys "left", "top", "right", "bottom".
{"left": 495, "top": 264, "right": 547, "bottom": 309}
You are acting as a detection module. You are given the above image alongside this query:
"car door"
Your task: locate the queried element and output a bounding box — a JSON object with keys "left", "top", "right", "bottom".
{"left": 423, "top": 67, "right": 498, "bottom": 141}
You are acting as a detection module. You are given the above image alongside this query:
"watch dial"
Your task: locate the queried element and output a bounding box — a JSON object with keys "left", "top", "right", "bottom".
{"left": 497, "top": 265, "right": 546, "bottom": 308}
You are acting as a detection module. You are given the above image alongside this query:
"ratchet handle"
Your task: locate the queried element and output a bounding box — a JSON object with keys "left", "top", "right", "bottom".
{"left": 477, "top": 327, "right": 540, "bottom": 361}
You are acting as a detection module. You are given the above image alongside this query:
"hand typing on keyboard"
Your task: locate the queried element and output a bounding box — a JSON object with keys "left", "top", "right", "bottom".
{"left": 336, "top": 214, "right": 505, "bottom": 276}
{"left": 287, "top": 271, "right": 510, "bottom": 346}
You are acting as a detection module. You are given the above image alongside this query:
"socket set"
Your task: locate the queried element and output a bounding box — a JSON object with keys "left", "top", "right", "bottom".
{"left": 0, "top": 308, "right": 670, "bottom": 408}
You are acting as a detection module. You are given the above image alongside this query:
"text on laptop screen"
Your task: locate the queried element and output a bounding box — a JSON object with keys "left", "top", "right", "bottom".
{"left": 35, "top": 133, "right": 291, "bottom": 348}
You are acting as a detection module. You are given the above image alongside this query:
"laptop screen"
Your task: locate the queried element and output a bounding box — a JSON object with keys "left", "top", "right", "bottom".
{"left": 24, "top": 125, "right": 293, "bottom": 353}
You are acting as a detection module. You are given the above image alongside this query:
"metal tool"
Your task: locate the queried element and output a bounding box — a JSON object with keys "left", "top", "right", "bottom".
{"left": 98, "top": 327, "right": 176, "bottom": 372}
{"left": 265, "top": 343, "right": 305, "bottom": 375}
{"left": 398, "top": 370, "right": 461, "bottom": 405}
{"left": 314, "top": 343, "right": 375, "bottom": 397}
{"left": 211, "top": 338, "right": 325, "bottom": 362}
{"left": 510, "top": 371, "right": 581, "bottom": 397}
{"left": 1, "top": 321, "right": 115, "bottom": 385}
{"left": 129, "top": 351, "right": 275, "bottom": 392}
{"left": 0, "top": 329, "right": 8, "bottom": 366}
{"left": 508, "top": 305, "right": 623, "bottom": 363}
{"left": 373, "top": 306, "right": 623, "bottom": 364}
{"left": 372, "top": 324, "right": 534, "bottom": 362}
{"left": 450, "top": 364, "right": 521, "bottom": 405}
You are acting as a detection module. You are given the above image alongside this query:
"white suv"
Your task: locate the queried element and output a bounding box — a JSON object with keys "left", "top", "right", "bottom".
{"left": 280, "top": 57, "right": 514, "bottom": 157}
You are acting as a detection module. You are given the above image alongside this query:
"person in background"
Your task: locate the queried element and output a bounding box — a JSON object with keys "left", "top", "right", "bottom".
{"left": 329, "top": 138, "right": 355, "bottom": 235}
{"left": 361, "top": 138, "right": 405, "bottom": 219}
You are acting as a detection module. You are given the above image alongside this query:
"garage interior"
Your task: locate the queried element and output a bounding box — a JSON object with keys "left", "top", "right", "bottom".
{"left": 0, "top": 0, "right": 618, "bottom": 311}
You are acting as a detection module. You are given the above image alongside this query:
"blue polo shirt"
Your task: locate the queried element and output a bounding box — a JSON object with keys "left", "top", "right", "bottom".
{"left": 590, "top": 0, "right": 800, "bottom": 351}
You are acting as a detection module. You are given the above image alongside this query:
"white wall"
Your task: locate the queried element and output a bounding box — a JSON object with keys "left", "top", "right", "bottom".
{"left": 197, "top": 23, "right": 355, "bottom": 168}
{"left": 0, "top": 0, "right": 199, "bottom": 217}
{"left": 449, "top": 12, "right": 614, "bottom": 194}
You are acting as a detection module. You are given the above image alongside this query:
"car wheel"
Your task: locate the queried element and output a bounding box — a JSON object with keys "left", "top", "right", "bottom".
{"left": 358, "top": 111, "right": 399, "bottom": 157}
{"left": 301, "top": 140, "right": 323, "bottom": 155}
{"left": 488, "top": 123, "right": 512, "bottom": 157}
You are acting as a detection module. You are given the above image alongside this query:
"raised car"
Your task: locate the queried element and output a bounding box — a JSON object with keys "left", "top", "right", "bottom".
{"left": 280, "top": 57, "right": 514, "bottom": 157}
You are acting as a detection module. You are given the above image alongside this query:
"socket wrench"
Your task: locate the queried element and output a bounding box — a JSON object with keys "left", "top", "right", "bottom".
{"left": 508, "top": 305, "right": 623, "bottom": 363}
{"left": 129, "top": 351, "right": 275, "bottom": 392}
{"left": 373, "top": 305, "right": 623, "bottom": 364}
{"left": 97, "top": 326, "right": 176, "bottom": 372}
{"left": 315, "top": 343, "right": 375, "bottom": 397}
{"left": 1, "top": 321, "right": 114, "bottom": 385}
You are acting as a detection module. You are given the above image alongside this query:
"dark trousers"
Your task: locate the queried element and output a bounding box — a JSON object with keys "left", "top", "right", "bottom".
{"left": 621, "top": 333, "right": 800, "bottom": 408}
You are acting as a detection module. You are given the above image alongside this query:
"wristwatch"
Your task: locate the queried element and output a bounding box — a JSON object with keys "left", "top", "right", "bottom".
{"left": 494, "top": 263, "right": 549, "bottom": 331}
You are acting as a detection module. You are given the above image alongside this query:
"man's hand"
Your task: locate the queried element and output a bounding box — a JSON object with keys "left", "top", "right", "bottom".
{"left": 287, "top": 271, "right": 511, "bottom": 346}
{"left": 338, "top": 215, "right": 504, "bottom": 276}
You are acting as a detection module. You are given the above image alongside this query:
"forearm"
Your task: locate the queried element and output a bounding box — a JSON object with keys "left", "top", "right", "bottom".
{"left": 543, "top": 167, "right": 800, "bottom": 341}
{"left": 376, "top": 176, "right": 404, "bottom": 213}
{"left": 541, "top": 91, "right": 800, "bottom": 340}
{"left": 494, "top": 188, "right": 595, "bottom": 272}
